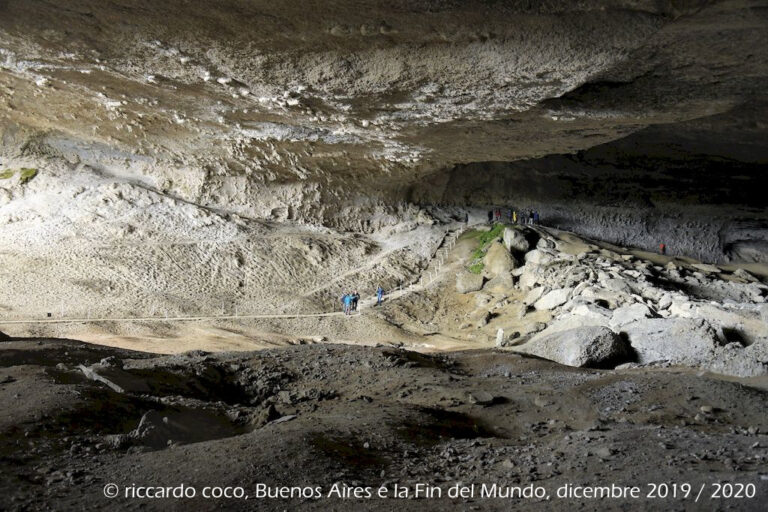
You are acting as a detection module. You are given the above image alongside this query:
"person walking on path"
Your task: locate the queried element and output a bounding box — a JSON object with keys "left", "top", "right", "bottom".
{"left": 376, "top": 286, "right": 384, "bottom": 306}
{"left": 351, "top": 290, "right": 360, "bottom": 311}
{"left": 343, "top": 293, "right": 352, "bottom": 315}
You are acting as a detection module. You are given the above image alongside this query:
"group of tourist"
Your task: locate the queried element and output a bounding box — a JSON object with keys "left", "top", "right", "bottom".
{"left": 487, "top": 208, "right": 540, "bottom": 225}
{"left": 341, "top": 286, "right": 385, "bottom": 315}
{"left": 340, "top": 291, "right": 360, "bottom": 315}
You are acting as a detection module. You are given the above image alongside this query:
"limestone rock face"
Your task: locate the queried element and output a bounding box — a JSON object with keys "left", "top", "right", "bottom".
{"left": 514, "top": 326, "right": 629, "bottom": 368}
{"left": 456, "top": 271, "right": 484, "bottom": 294}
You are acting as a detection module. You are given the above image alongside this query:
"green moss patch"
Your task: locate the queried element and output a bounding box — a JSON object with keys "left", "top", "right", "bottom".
{"left": 0, "top": 169, "right": 14, "bottom": 179}
{"left": 466, "top": 223, "right": 505, "bottom": 273}
{"left": 19, "top": 168, "right": 38, "bottom": 185}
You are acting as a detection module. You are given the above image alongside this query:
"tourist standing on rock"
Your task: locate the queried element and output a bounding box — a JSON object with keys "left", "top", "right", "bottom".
{"left": 351, "top": 290, "right": 360, "bottom": 311}
{"left": 343, "top": 293, "right": 353, "bottom": 315}
{"left": 377, "top": 286, "right": 384, "bottom": 306}
{"left": 487, "top": 210, "right": 493, "bottom": 224}
{"left": 512, "top": 210, "right": 517, "bottom": 224}
{"left": 464, "top": 212, "right": 469, "bottom": 223}
{"left": 528, "top": 210, "right": 534, "bottom": 225}
{"left": 534, "top": 211, "right": 540, "bottom": 225}
{"left": 659, "top": 243, "right": 666, "bottom": 255}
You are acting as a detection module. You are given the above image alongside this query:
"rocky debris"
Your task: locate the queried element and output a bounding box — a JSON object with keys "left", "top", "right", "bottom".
{"left": 78, "top": 363, "right": 151, "bottom": 394}
{"left": 692, "top": 263, "right": 722, "bottom": 274}
{"left": 609, "top": 303, "right": 654, "bottom": 328}
{"left": 456, "top": 271, "right": 484, "bottom": 294}
{"left": 524, "top": 249, "right": 555, "bottom": 267}
{"left": 523, "top": 286, "right": 546, "bottom": 306}
{"left": 733, "top": 268, "right": 760, "bottom": 283}
{"left": 513, "top": 326, "right": 629, "bottom": 368}
{"left": 503, "top": 228, "right": 529, "bottom": 254}
{"left": 533, "top": 287, "right": 573, "bottom": 311}
{"left": 483, "top": 241, "right": 517, "bottom": 277}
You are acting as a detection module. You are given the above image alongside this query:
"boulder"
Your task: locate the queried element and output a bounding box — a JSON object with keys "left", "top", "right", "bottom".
{"left": 571, "top": 303, "right": 613, "bottom": 321}
{"left": 533, "top": 287, "right": 573, "bottom": 311}
{"left": 609, "top": 303, "right": 654, "bottom": 329}
{"left": 483, "top": 241, "right": 517, "bottom": 277}
{"left": 622, "top": 318, "right": 720, "bottom": 366}
{"left": 502, "top": 228, "right": 529, "bottom": 253}
{"left": 483, "top": 272, "right": 515, "bottom": 294}
{"left": 523, "top": 286, "right": 546, "bottom": 306}
{"left": 0, "top": 331, "right": 10, "bottom": 341}
{"left": 456, "top": 271, "right": 484, "bottom": 293}
{"left": 537, "top": 238, "right": 556, "bottom": 250}
{"left": 518, "top": 266, "right": 540, "bottom": 289}
{"left": 524, "top": 249, "right": 554, "bottom": 267}
{"left": 515, "top": 326, "right": 629, "bottom": 368}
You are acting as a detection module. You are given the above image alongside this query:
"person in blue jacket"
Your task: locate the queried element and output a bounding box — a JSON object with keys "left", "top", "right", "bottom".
{"left": 343, "top": 293, "right": 353, "bottom": 315}
{"left": 377, "top": 285, "right": 384, "bottom": 306}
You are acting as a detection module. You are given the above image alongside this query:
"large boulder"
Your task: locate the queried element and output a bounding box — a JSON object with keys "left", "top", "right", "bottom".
{"left": 503, "top": 228, "right": 529, "bottom": 253}
{"left": 622, "top": 318, "right": 720, "bottom": 366}
{"left": 514, "top": 326, "right": 629, "bottom": 368}
{"left": 456, "top": 271, "right": 484, "bottom": 294}
{"left": 483, "top": 241, "right": 516, "bottom": 277}
{"left": 533, "top": 287, "right": 573, "bottom": 311}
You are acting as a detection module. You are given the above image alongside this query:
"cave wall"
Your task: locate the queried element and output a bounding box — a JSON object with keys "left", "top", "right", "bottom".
{"left": 409, "top": 111, "right": 768, "bottom": 263}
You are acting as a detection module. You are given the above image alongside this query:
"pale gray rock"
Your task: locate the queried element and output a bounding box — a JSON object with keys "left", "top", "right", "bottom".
{"left": 514, "top": 326, "right": 629, "bottom": 368}
{"left": 456, "top": 271, "right": 484, "bottom": 294}
{"left": 483, "top": 241, "right": 517, "bottom": 277}
{"left": 534, "top": 287, "right": 573, "bottom": 311}
{"left": 484, "top": 273, "right": 515, "bottom": 294}
{"left": 523, "top": 286, "right": 546, "bottom": 306}
{"left": 609, "top": 303, "right": 654, "bottom": 328}
{"left": 572, "top": 303, "right": 613, "bottom": 321}
{"left": 524, "top": 249, "right": 554, "bottom": 266}
{"left": 622, "top": 318, "right": 720, "bottom": 366}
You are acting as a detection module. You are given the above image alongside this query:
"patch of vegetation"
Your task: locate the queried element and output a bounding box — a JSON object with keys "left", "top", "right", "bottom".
{"left": 468, "top": 262, "right": 484, "bottom": 274}
{"left": 19, "top": 168, "right": 38, "bottom": 185}
{"left": 466, "top": 223, "right": 505, "bottom": 273}
{"left": 0, "top": 169, "right": 14, "bottom": 179}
